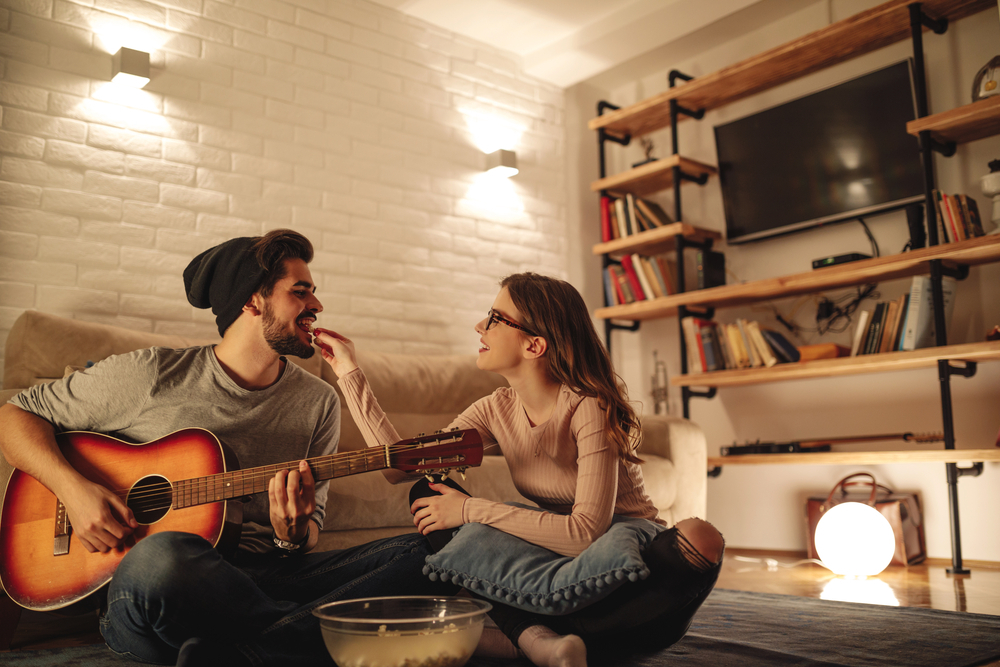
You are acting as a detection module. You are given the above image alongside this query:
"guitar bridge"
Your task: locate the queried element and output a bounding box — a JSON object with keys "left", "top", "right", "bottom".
{"left": 54, "top": 498, "right": 71, "bottom": 556}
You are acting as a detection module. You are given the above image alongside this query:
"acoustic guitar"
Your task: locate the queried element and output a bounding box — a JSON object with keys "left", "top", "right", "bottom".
{"left": 0, "top": 427, "right": 483, "bottom": 611}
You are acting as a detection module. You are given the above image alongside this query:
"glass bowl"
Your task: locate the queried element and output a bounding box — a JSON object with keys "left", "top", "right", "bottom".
{"left": 313, "top": 596, "right": 492, "bottom": 667}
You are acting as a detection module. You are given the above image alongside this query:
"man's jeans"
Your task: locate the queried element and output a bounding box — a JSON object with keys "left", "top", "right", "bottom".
{"left": 100, "top": 531, "right": 450, "bottom": 666}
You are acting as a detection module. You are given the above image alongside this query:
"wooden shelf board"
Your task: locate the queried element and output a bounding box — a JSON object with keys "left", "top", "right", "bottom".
{"left": 588, "top": 0, "right": 994, "bottom": 139}
{"left": 673, "top": 341, "right": 1000, "bottom": 387}
{"left": 708, "top": 448, "right": 1000, "bottom": 467}
{"left": 907, "top": 95, "right": 1000, "bottom": 145}
{"left": 590, "top": 155, "right": 717, "bottom": 197}
{"left": 595, "top": 234, "right": 1000, "bottom": 321}
{"left": 592, "top": 223, "right": 722, "bottom": 257}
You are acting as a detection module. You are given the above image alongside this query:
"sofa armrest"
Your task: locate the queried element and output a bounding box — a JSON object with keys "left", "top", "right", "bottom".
{"left": 639, "top": 415, "right": 707, "bottom": 522}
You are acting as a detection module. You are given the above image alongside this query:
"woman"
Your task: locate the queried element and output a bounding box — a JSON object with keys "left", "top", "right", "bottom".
{"left": 315, "top": 273, "right": 724, "bottom": 667}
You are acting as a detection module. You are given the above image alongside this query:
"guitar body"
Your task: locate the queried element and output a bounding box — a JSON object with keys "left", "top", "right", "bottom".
{"left": 0, "top": 429, "right": 240, "bottom": 611}
{"left": 0, "top": 426, "right": 482, "bottom": 612}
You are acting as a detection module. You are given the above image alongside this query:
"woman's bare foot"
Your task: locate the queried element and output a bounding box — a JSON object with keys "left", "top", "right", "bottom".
{"left": 518, "top": 625, "right": 587, "bottom": 667}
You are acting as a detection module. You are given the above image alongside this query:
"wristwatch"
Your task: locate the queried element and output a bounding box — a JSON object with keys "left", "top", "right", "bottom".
{"left": 273, "top": 525, "right": 309, "bottom": 552}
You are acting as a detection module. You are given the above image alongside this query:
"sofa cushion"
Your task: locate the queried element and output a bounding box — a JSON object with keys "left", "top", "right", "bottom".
{"left": 422, "top": 510, "right": 665, "bottom": 615}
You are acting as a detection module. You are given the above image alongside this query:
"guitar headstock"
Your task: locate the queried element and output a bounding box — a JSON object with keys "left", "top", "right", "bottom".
{"left": 904, "top": 432, "right": 945, "bottom": 444}
{"left": 389, "top": 429, "right": 484, "bottom": 475}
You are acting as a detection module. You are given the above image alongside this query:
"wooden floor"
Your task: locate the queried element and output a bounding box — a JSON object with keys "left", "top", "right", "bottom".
{"left": 717, "top": 548, "right": 1000, "bottom": 616}
{"left": 5, "top": 549, "right": 1000, "bottom": 654}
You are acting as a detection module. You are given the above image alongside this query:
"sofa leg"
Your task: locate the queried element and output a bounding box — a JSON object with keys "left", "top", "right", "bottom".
{"left": 0, "top": 592, "right": 22, "bottom": 651}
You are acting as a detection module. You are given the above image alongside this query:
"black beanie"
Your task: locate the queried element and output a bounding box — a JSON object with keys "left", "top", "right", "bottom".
{"left": 183, "top": 237, "right": 267, "bottom": 337}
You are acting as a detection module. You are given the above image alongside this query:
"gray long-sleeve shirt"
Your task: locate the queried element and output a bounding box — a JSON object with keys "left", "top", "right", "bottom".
{"left": 10, "top": 345, "right": 340, "bottom": 553}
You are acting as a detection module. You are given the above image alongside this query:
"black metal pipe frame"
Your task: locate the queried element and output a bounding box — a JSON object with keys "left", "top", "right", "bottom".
{"left": 596, "top": 101, "right": 636, "bottom": 354}
{"left": 908, "top": 2, "right": 982, "bottom": 575}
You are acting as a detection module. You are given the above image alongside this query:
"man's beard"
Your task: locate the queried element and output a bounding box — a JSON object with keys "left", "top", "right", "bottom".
{"left": 262, "top": 304, "right": 314, "bottom": 358}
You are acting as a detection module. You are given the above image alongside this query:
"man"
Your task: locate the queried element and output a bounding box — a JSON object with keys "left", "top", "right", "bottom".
{"left": 0, "top": 230, "right": 444, "bottom": 666}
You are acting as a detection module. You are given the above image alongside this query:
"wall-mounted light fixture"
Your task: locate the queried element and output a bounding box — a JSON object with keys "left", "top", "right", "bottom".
{"left": 112, "top": 47, "right": 150, "bottom": 88}
{"left": 485, "top": 149, "right": 518, "bottom": 178}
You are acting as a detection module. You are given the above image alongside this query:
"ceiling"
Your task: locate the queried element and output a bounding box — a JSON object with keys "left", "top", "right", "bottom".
{"left": 371, "top": 0, "right": 768, "bottom": 88}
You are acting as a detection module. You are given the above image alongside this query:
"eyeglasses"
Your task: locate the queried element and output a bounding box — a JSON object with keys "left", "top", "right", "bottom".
{"left": 485, "top": 309, "right": 536, "bottom": 336}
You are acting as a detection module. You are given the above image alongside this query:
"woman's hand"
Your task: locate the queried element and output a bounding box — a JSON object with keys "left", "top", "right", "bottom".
{"left": 410, "top": 483, "right": 468, "bottom": 535}
{"left": 313, "top": 328, "right": 359, "bottom": 378}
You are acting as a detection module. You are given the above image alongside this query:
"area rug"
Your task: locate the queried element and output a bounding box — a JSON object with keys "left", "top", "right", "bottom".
{"left": 5, "top": 589, "right": 1000, "bottom": 666}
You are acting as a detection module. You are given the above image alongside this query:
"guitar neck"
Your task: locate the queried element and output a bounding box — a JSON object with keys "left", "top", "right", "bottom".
{"left": 172, "top": 447, "right": 394, "bottom": 510}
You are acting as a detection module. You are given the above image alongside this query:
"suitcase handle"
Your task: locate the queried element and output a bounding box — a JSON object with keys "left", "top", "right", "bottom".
{"left": 823, "top": 472, "right": 881, "bottom": 509}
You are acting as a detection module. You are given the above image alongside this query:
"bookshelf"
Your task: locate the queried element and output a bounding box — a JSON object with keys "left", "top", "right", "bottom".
{"left": 588, "top": 0, "right": 993, "bottom": 140}
{"left": 596, "top": 234, "right": 1000, "bottom": 321}
{"left": 593, "top": 223, "right": 721, "bottom": 259}
{"left": 674, "top": 340, "right": 1000, "bottom": 388}
{"left": 588, "top": 0, "right": 999, "bottom": 574}
{"left": 590, "top": 155, "right": 717, "bottom": 198}
{"left": 708, "top": 448, "right": 1000, "bottom": 469}
{"left": 906, "top": 95, "right": 1000, "bottom": 146}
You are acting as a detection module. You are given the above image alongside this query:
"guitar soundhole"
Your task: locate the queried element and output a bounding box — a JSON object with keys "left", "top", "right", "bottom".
{"left": 128, "top": 475, "right": 173, "bottom": 525}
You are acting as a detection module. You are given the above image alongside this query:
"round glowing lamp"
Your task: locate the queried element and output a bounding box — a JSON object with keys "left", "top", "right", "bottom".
{"left": 814, "top": 502, "right": 895, "bottom": 577}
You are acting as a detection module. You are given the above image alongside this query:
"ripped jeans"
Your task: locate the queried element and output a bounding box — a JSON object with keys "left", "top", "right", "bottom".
{"left": 411, "top": 477, "right": 724, "bottom": 654}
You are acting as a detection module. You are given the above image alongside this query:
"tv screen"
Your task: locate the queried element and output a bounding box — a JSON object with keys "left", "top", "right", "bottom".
{"left": 715, "top": 61, "right": 924, "bottom": 244}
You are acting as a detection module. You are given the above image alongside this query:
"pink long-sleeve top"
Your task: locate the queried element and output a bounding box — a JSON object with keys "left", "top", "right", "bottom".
{"left": 338, "top": 367, "right": 664, "bottom": 557}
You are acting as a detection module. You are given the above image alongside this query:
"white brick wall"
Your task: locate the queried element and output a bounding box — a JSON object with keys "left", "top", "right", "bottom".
{"left": 0, "top": 0, "right": 566, "bottom": 383}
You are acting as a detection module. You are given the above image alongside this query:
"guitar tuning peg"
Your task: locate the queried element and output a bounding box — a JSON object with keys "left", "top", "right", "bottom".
{"left": 418, "top": 432, "right": 426, "bottom": 437}
{"left": 458, "top": 470, "right": 466, "bottom": 481}
{"left": 425, "top": 474, "right": 434, "bottom": 482}
{"left": 434, "top": 429, "right": 443, "bottom": 434}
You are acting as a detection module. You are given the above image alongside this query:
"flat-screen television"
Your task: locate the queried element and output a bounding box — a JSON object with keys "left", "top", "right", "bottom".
{"left": 715, "top": 60, "right": 924, "bottom": 244}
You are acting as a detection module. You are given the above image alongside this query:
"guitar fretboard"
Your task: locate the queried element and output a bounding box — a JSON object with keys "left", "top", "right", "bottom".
{"left": 172, "top": 447, "right": 394, "bottom": 510}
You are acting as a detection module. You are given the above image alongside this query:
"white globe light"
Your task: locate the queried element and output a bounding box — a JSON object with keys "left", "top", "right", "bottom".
{"left": 814, "top": 502, "right": 895, "bottom": 577}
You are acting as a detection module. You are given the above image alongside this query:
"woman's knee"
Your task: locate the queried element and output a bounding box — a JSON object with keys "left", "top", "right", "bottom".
{"left": 674, "top": 518, "right": 724, "bottom": 566}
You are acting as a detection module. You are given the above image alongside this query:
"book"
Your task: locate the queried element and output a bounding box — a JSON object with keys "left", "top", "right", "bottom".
{"left": 863, "top": 302, "right": 885, "bottom": 355}
{"left": 695, "top": 319, "right": 722, "bottom": 371}
{"left": 635, "top": 198, "right": 673, "bottom": 227}
{"left": 631, "top": 255, "right": 657, "bottom": 300}
{"left": 737, "top": 319, "right": 763, "bottom": 367}
{"left": 619, "top": 255, "right": 647, "bottom": 300}
{"left": 959, "top": 195, "right": 985, "bottom": 237}
{"left": 849, "top": 309, "right": 871, "bottom": 357}
{"left": 900, "top": 275, "right": 957, "bottom": 350}
{"left": 945, "top": 193, "right": 966, "bottom": 241}
{"left": 657, "top": 256, "right": 677, "bottom": 295}
{"left": 637, "top": 256, "right": 665, "bottom": 298}
{"left": 877, "top": 298, "right": 901, "bottom": 354}
{"left": 614, "top": 197, "right": 629, "bottom": 238}
{"left": 933, "top": 190, "right": 953, "bottom": 243}
{"left": 608, "top": 265, "right": 632, "bottom": 304}
{"left": 599, "top": 196, "right": 612, "bottom": 243}
{"left": 648, "top": 256, "right": 670, "bottom": 296}
{"left": 761, "top": 328, "right": 801, "bottom": 363}
{"left": 885, "top": 293, "right": 909, "bottom": 352}
{"left": 682, "top": 317, "right": 705, "bottom": 373}
{"left": 745, "top": 320, "right": 778, "bottom": 367}
{"left": 726, "top": 323, "right": 750, "bottom": 368}
{"left": 603, "top": 267, "right": 618, "bottom": 306}
{"left": 696, "top": 250, "right": 726, "bottom": 290}
{"left": 625, "top": 194, "right": 643, "bottom": 233}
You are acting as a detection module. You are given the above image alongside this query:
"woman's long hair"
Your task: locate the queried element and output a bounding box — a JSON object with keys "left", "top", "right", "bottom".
{"left": 501, "top": 273, "right": 642, "bottom": 464}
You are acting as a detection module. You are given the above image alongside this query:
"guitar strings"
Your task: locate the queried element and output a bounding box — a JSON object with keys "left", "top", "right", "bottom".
{"left": 109, "top": 439, "right": 473, "bottom": 512}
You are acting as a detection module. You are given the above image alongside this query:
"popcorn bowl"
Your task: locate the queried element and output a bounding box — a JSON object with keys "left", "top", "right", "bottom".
{"left": 313, "top": 596, "right": 492, "bottom": 667}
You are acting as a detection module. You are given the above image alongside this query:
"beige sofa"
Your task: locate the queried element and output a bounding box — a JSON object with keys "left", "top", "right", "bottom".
{"left": 0, "top": 310, "right": 707, "bottom": 552}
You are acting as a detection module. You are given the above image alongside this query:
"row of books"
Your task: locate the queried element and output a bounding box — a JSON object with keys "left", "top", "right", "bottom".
{"left": 603, "top": 249, "right": 728, "bottom": 306}
{"left": 850, "top": 275, "right": 956, "bottom": 356}
{"left": 604, "top": 254, "right": 677, "bottom": 305}
{"left": 934, "top": 190, "right": 986, "bottom": 243}
{"left": 682, "top": 318, "right": 801, "bottom": 374}
{"left": 599, "top": 194, "right": 674, "bottom": 243}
